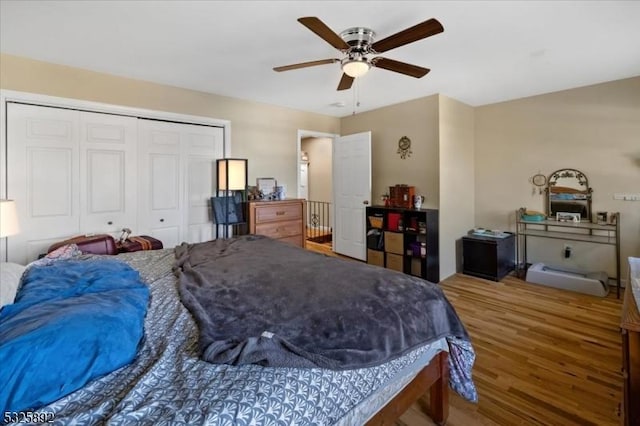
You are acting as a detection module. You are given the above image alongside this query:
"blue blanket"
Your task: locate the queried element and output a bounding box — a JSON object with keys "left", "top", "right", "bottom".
{"left": 0, "top": 259, "right": 149, "bottom": 414}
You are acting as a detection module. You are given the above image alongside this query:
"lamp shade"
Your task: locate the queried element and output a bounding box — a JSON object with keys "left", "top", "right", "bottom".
{"left": 217, "top": 159, "right": 248, "bottom": 191}
{"left": 0, "top": 200, "right": 20, "bottom": 237}
{"left": 342, "top": 58, "right": 370, "bottom": 78}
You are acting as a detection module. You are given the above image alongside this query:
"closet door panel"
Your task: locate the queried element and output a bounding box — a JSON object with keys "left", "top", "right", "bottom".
{"left": 138, "top": 120, "right": 183, "bottom": 249}
{"left": 6, "top": 103, "right": 80, "bottom": 264}
{"left": 86, "top": 150, "right": 124, "bottom": 212}
{"left": 149, "top": 153, "right": 182, "bottom": 248}
{"left": 187, "top": 156, "right": 214, "bottom": 242}
{"left": 184, "top": 124, "right": 224, "bottom": 243}
{"left": 79, "top": 111, "right": 137, "bottom": 235}
{"left": 30, "top": 148, "right": 73, "bottom": 218}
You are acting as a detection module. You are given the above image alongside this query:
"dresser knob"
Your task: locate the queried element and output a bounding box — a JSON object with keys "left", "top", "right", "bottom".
{"left": 107, "top": 221, "right": 113, "bottom": 225}
{"left": 160, "top": 218, "right": 165, "bottom": 222}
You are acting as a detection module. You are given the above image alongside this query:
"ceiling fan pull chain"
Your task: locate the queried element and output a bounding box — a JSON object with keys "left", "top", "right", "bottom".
{"left": 352, "top": 79, "right": 356, "bottom": 115}
{"left": 352, "top": 78, "right": 361, "bottom": 115}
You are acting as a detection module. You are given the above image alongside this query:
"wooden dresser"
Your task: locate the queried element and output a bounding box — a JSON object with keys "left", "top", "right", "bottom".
{"left": 248, "top": 199, "right": 306, "bottom": 248}
{"left": 621, "top": 257, "right": 640, "bottom": 426}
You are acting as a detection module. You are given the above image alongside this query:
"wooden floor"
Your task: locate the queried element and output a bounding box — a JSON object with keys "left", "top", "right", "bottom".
{"left": 397, "top": 274, "right": 622, "bottom": 426}
{"left": 303, "top": 243, "right": 623, "bottom": 425}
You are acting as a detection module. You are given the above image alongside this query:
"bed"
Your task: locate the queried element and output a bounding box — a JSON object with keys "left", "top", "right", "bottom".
{"left": 0, "top": 236, "right": 476, "bottom": 425}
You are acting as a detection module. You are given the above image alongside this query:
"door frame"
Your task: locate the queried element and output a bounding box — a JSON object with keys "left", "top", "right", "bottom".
{"left": 296, "top": 129, "right": 339, "bottom": 249}
{"left": 0, "top": 89, "right": 232, "bottom": 261}
{"left": 296, "top": 129, "right": 339, "bottom": 200}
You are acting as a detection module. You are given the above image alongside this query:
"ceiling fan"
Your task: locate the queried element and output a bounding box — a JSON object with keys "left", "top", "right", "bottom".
{"left": 273, "top": 17, "right": 444, "bottom": 91}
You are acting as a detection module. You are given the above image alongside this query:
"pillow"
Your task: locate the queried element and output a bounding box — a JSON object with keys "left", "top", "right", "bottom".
{"left": 0, "top": 262, "right": 26, "bottom": 307}
{"left": 0, "top": 259, "right": 149, "bottom": 413}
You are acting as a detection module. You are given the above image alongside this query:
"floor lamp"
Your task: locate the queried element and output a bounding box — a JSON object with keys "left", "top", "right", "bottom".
{"left": 213, "top": 159, "right": 248, "bottom": 239}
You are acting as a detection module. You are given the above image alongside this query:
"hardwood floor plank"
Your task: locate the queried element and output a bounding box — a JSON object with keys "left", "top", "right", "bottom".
{"left": 395, "top": 274, "right": 622, "bottom": 426}
{"left": 302, "top": 244, "right": 622, "bottom": 425}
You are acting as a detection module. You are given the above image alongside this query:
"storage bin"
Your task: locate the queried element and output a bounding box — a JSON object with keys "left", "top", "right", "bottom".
{"left": 367, "top": 249, "right": 384, "bottom": 267}
{"left": 384, "top": 232, "right": 404, "bottom": 255}
{"left": 386, "top": 253, "right": 404, "bottom": 272}
{"left": 387, "top": 212, "right": 401, "bottom": 231}
{"left": 411, "top": 258, "right": 422, "bottom": 276}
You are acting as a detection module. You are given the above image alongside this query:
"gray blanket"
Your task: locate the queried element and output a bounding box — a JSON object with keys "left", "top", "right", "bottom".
{"left": 174, "top": 235, "right": 470, "bottom": 370}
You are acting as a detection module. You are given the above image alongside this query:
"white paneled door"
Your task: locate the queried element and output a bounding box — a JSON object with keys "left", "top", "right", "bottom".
{"left": 333, "top": 131, "right": 371, "bottom": 260}
{"left": 138, "top": 119, "right": 224, "bottom": 249}
{"left": 185, "top": 124, "right": 224, "bottom": 243}
{"left": 79, "top": 111, "right": 137, "bottom": 234}
{"left": 7, "top": 103, "right": 81, "bottom": 263}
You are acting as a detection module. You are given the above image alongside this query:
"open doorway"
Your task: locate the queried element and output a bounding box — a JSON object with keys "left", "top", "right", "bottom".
{"left": 297, "top": 130, "right": 371, "bottom": 260}
{"left": 297, "top": 130, "right": 337, "bottom": 251}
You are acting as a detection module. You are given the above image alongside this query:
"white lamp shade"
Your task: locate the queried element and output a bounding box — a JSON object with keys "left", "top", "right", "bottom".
{"left": 0, "top": 200, "right": 20, "bottom": 237}
{"left": 217, "top": 159, "right": 247, "bottom": 191}
{"left": 342, "top": 59, "right": 370, "bottom": 78}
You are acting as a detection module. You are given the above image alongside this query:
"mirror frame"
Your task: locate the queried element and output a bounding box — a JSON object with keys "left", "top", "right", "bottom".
{"left": 546, "top": 168, "right": 593, "bottom": 221}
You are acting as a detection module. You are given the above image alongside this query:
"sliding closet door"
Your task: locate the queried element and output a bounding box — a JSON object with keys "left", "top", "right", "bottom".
{"left": 6, "top": 102, "right": 225, "bottom": 262}
{"left": 6, "top": 103, "right": 81, "bottom": 264}
{"left": 6, "top": 104, "right": 139, "bottom": 263}
{"left": 79, "top": 111, "right": 137, "bottom": 234}
{"left": 184, "top": 123, "right": 224, "bottom": 243}
{"left": 138, "top": 120, "right": 183, "bottom": 249}
{"left": 138, "top": 119, "right": 224, "bottom": 248}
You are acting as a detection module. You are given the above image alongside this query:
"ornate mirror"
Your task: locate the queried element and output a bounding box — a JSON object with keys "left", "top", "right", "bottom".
{"left": 547, "top": 168, "right": 592, "bottom": 221}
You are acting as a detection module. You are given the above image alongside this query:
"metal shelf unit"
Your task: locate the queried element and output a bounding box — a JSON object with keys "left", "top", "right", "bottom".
{"left": 515, "top": 209, "right": 621, "bottom": 298}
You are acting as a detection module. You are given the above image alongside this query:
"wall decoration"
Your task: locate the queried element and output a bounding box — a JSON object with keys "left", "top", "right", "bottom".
{"left": 531, "top": 172, "right": 547, "bottom": 195}
{"left": 397, "top": 136, "right": 412, "bottom": 159}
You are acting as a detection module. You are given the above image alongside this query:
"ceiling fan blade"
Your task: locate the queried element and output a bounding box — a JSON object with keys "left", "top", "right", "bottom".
{"left": 372, "top": 57, "right": 430, "bottom": 78}
{"left": 273, "top": 58, "right": 339, "bottom": 72}
{"left": 298, "top": 17, "right": 350, "bottom": 50}
{"left": 337, "top": 73, "right": 354, "bottom": 91}
{"left": 371, "top": 18, "right": 444, "bottom": 53}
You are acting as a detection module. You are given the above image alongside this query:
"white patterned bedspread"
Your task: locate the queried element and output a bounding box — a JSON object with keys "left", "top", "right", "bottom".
{"left": 11, "top": 249, "right": 468, "bottom": 425}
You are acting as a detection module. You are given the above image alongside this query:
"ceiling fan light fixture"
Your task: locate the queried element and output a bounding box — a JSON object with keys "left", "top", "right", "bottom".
{"left": 341, "top": 58, "right": 370, "bottom": 78}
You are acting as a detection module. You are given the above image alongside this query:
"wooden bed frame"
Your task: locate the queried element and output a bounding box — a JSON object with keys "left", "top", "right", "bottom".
{"left": 366, "top": 351, "right": 449, "bottom": 425}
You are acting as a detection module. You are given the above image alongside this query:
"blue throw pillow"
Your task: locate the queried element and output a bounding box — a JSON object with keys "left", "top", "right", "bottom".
{"left": 0, "top": 259, "right": 149, "bottom": 413}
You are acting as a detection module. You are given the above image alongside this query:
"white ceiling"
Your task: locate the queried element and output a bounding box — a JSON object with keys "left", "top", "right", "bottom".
{"left": 1, "top": 1, "right": 639, "bottom": 117}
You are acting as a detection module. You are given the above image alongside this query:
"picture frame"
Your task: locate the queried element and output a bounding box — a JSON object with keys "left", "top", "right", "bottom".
{"left": 556, "top": 212, "right": 581, "bottom": 223}
{"left": 256, "top": 177, "right": 277, "bottom": 198}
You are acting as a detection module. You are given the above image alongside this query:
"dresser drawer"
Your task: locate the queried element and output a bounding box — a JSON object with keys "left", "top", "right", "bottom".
{"left": 255, "top": 219, "right": 303, "bottom": 239}
{"left": 254, "top": 202, "right": 302, "bottom": 224}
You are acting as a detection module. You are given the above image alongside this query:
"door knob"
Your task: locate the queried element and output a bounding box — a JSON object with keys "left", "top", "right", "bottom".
{"left": 160, "top": 218, "right": 165, "bottom": 222}
{"left": 107, "top": 221, "right": 113, "bottom": 225}
{"left": 363, "top": 200, "right": 369, "bottom": 205}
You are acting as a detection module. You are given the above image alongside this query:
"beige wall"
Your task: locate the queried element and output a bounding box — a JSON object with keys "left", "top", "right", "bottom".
{"left": 439, "top": 95, "right": 475, "bottom": 278}
{"left": 4, "top": 54, "right": 637, "bottom": 283}
{"left": 301, "top": 137, "right": 332, "bottom": 203}
{"left": 475, "top": 76, "right": 640, "bottom": 281}
{"left": 341, "top": 96, "right": 440, "bottom": 208}
{"left": 0, "top": 54, "right": 340, "bottom": 193}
